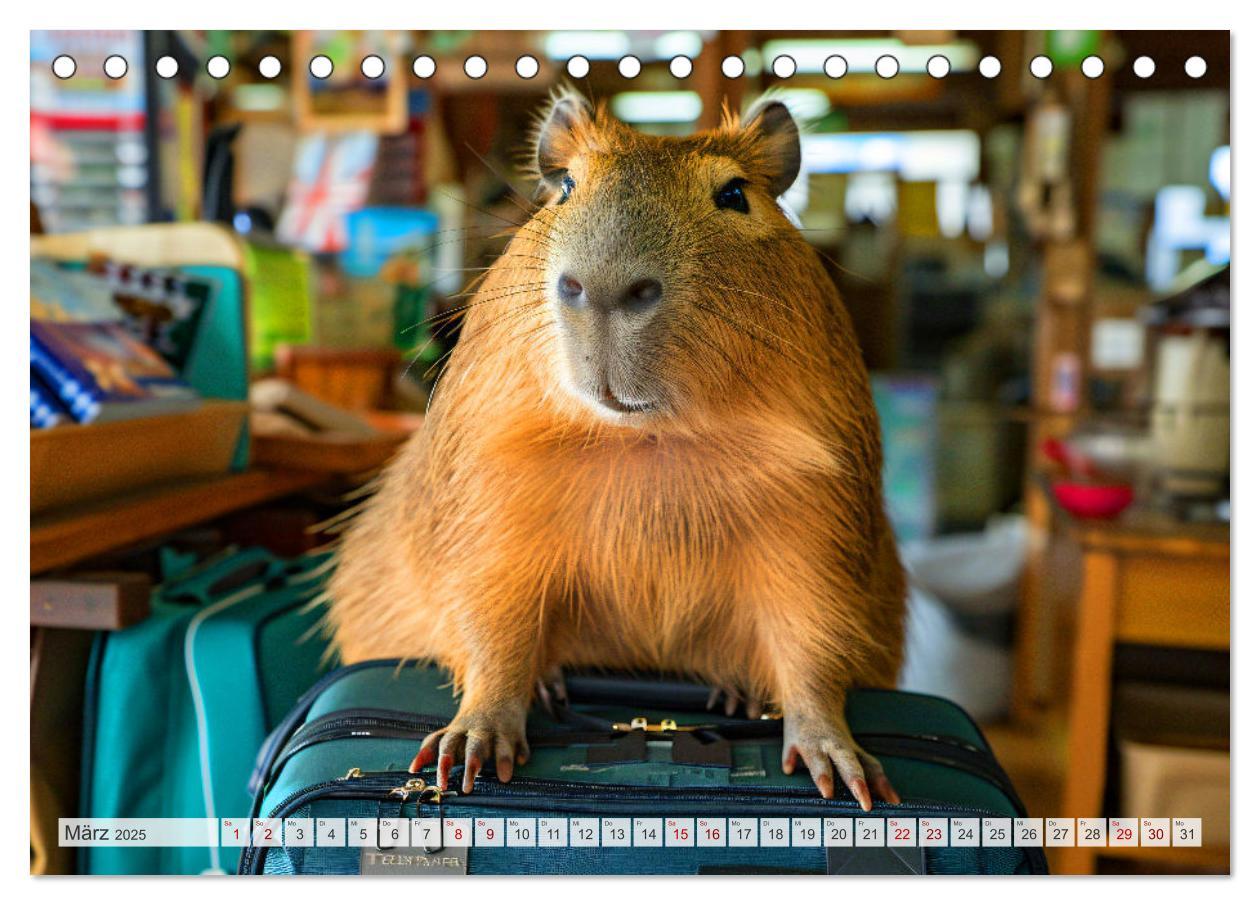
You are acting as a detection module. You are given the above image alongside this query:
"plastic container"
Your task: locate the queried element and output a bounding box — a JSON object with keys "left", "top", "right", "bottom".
{"left": 1051, "top": 481, "right": 1134, "bottom": 519}
{"left": 897, "top": 516, "right": 1029, "bottom": 722}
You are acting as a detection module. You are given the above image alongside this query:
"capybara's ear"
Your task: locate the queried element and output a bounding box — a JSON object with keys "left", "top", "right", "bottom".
{"left": 741, "top": 100, "right": 801, "bottom": 198}
{"left": 534, "top": 90, "right": 593, "bottom": 195}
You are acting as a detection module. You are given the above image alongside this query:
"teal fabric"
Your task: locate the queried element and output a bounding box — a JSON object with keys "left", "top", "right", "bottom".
{"left": 81, "top": 549, "right": 337, "bottom": 874}
{"left": 250, "top": 663, "right": 1043, "bottom": 875}
{"left": 178, "top": 265, "right": 250, "bottom": 470}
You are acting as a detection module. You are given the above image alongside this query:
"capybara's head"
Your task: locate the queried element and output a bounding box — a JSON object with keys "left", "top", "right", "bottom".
{"left": 525, "top": 91, "right": 827, "bottom": 427}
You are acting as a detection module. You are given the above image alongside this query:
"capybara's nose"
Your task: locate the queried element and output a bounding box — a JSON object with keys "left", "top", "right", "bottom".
{"left": 617, "top": 278, "right": 663, "bottom": 314}
{"left": 557, "top": 273, "right": 586, "bottom": 308}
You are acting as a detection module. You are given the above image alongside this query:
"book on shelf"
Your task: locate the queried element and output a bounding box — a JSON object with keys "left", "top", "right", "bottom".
{"left": 31, "top": 258, "right": 214, "bottom": 372}
{"left": 30, "top": 370, "right": 69, "bottom": 429}
{"left": 30, "top": 320, "right": 200, "bottom": 425}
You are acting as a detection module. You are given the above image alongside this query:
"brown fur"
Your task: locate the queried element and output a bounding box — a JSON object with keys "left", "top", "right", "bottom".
{"left": 326, "top": 94, "right": 906, "bottom": 798}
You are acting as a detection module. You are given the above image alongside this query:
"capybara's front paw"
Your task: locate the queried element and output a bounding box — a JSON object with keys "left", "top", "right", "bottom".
{"left": 781, "top": 710, "right": 900, "bottom": 810}
{"left": 409, "top": 705, "right": 529, "bottom": 794}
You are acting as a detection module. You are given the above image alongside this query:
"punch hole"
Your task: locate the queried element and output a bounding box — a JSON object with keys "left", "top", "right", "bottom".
{"left": 412, "top": 56, "right": 436, "bottom": 79}
{"left": 309, "top": 55, "right": 333, "bottom": 79}
{"left": 51, "top": 55, "right": 76, "bottom": 79}
{"left": 103, "top": 55, "right": 128, "bottom": 80}
{"left": 207, "top": 55, "right": 231, "bottom": 80}
{"left": 875, "top": 55, "right": 899, "bottom": 79}
{"left": 515, "top": 55, "right": 539, "bottom": 79}
{"left": 771, "top": 55, "right": 796, "bottom": 79}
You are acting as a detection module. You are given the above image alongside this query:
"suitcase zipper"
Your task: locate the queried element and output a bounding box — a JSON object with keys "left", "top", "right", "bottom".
{"left": 242, "top": 771, "right": 1049, "bottom": 874}
{"left": 257, "top": 710, "right": 1022, "bottom": 817}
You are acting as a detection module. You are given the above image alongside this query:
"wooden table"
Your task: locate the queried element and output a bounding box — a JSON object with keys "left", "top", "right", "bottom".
{"left": 1053, "top": 503, "right": 1229, "bottom": 874}
{"left": 30, "top": 468, "right": 330, "bottom": 575}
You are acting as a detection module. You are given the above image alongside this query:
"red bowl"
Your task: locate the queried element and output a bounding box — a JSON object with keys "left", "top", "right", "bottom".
{"left": 1052, "top": 481, "right": 1135, "bottom": 519}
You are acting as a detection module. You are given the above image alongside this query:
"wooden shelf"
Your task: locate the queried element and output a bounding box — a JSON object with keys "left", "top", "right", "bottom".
{"left": 30, "top": 468, "right": 330, "bottom": 575}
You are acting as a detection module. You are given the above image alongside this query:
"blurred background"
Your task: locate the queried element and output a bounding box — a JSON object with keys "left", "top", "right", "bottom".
{"left": 30, "top": 30, "right": 1229, "bottom": 874}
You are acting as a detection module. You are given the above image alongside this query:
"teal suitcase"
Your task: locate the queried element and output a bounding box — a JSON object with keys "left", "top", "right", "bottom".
{"left": 243, "top": 661, "right": 1048, "bottom": 875}
{"left": 80, "top": 547, "right": 337, "bottom": 874}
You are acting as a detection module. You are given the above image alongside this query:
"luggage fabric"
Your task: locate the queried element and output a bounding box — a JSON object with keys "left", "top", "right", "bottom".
{"left": 243, "top": 660, "right": 1048, "bottom": 875}
{"left": 80, "top": 547, "right": 336, "bottom": 874}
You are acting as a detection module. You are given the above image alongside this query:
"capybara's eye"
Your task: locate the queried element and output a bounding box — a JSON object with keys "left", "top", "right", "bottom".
{"left": 714, "top": 178, "right": 749, "bottom": 214}
{"left": 558, "top": 172, "right": 576, "bottom": 204}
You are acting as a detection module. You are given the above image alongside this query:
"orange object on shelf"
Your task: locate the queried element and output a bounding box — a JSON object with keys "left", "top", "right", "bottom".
{"left": 274, "top": 345, "right": 401, "bottom": 412}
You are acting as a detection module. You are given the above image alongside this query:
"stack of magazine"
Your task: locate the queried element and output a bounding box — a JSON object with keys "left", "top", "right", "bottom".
{"left": 29, "top": 260, "right": 205, "bottom": 428}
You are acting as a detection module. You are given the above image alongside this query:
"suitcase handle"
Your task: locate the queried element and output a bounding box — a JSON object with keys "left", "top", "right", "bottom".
{"left": 563, "top": 674, "right": 758, "bottom": 718}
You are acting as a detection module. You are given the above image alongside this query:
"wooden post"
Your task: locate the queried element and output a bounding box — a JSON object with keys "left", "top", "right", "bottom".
{"left": 1013, "top": 38, "right": 1114, "bottom": 719}
{"left": 694, "top": 31, "right": 750, "bottom": 128}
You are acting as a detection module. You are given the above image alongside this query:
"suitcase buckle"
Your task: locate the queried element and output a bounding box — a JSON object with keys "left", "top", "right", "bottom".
{"left": 612, "top": 716, "right": 688, "bottom": 733}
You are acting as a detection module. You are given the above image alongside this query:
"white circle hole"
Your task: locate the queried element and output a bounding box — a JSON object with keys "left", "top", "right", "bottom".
{"left": 309, "top": 55, "right": 333, "bottom": 80}
{"left": 979, "top": 55, "right": 1001, "bottom": 78}
{"left": 771, "top": 55, "right": 796, "bottom": 79}
{"left": 566, "top": 56, "right": 590, "bottom": 79}
{"left": 515, "top": 55, "right": 539, "bottom": 79}
{"left": 258, "top": 56, "right": 281, "bottom": 79}
{"left": 51, "top": 55, "right": 76, "bottom": 79}
{"left": 412, "top": 55, "right": 436, "bottom": 79}
{"left": 463, "top": 55, "right": 487, "bottom": 79}
{"left": 1030, "top": 55, "right": 1053, "bottom": 79}
{"left": 207, "top": 55, "right": 231, "bottom": 80}
{"left": 361, "top": 55, "right": 385, "bottom": 79}
{"left": 1081, "top": 55, "right": 1105, "bottom": 79}
{"left": 875, "top": 55, "right": 899, "bottom": 79}
{"left": 669, "top": 55, "right": 693, "bottom": 78}
{"left": 155, "top": 55, "right": 179, "bottom": 79}
{"left": 103, "top": 55, "right": 128, "bottom": 80}
{"left": 1133, "top": 56, "right": 1155, "bottom": 79}
{"left": 618, "top": 55, "right": 642, "bottom": 79}
{"left": 823, "top": 55, "right": 848, "bottom": 79}
{"left": 1185, "top": 55, "right": 1207, "bottom": 78}
{"left": 721, "top": 55, "right": 744, "bottom": 79}
{"left": 926, "top": 54, "right": 950, "bottom": 79}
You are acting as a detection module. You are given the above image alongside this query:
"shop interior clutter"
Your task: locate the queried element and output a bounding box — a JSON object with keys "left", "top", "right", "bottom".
{"left": 29, "top": 29, "right": 1229, "bottom": 877}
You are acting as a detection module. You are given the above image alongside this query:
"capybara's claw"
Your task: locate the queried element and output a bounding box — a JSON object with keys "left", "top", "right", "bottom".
{"left": 536, "top": 668, "right": 568, "bottom": 716}
{"left": 410, "top": 707, "right": 529, "bottom": 793}
{"left": 781, "top": 712, "right": 899, "bottom": 810}
{"left": 705, "top": 684, "right": 769, "bottom": 719}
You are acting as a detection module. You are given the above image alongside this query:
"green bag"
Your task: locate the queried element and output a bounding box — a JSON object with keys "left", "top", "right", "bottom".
{"left": 80, "top": 548, "right": 337, "bottom": 874}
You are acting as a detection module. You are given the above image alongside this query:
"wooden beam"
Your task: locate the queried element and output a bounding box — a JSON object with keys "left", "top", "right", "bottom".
{"left": 30, "top": 469, "right": 328, "bottom": 575}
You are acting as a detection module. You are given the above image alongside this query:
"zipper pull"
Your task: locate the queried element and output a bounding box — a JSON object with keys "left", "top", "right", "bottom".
{"left": 389, "top": 777, "right": 428, "bottom": 800}
{"left": 611, "top": 716, "right": 692, "bottom": 733}
{"left": 340, "top": 767, "right": 363, "bottom": 781}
